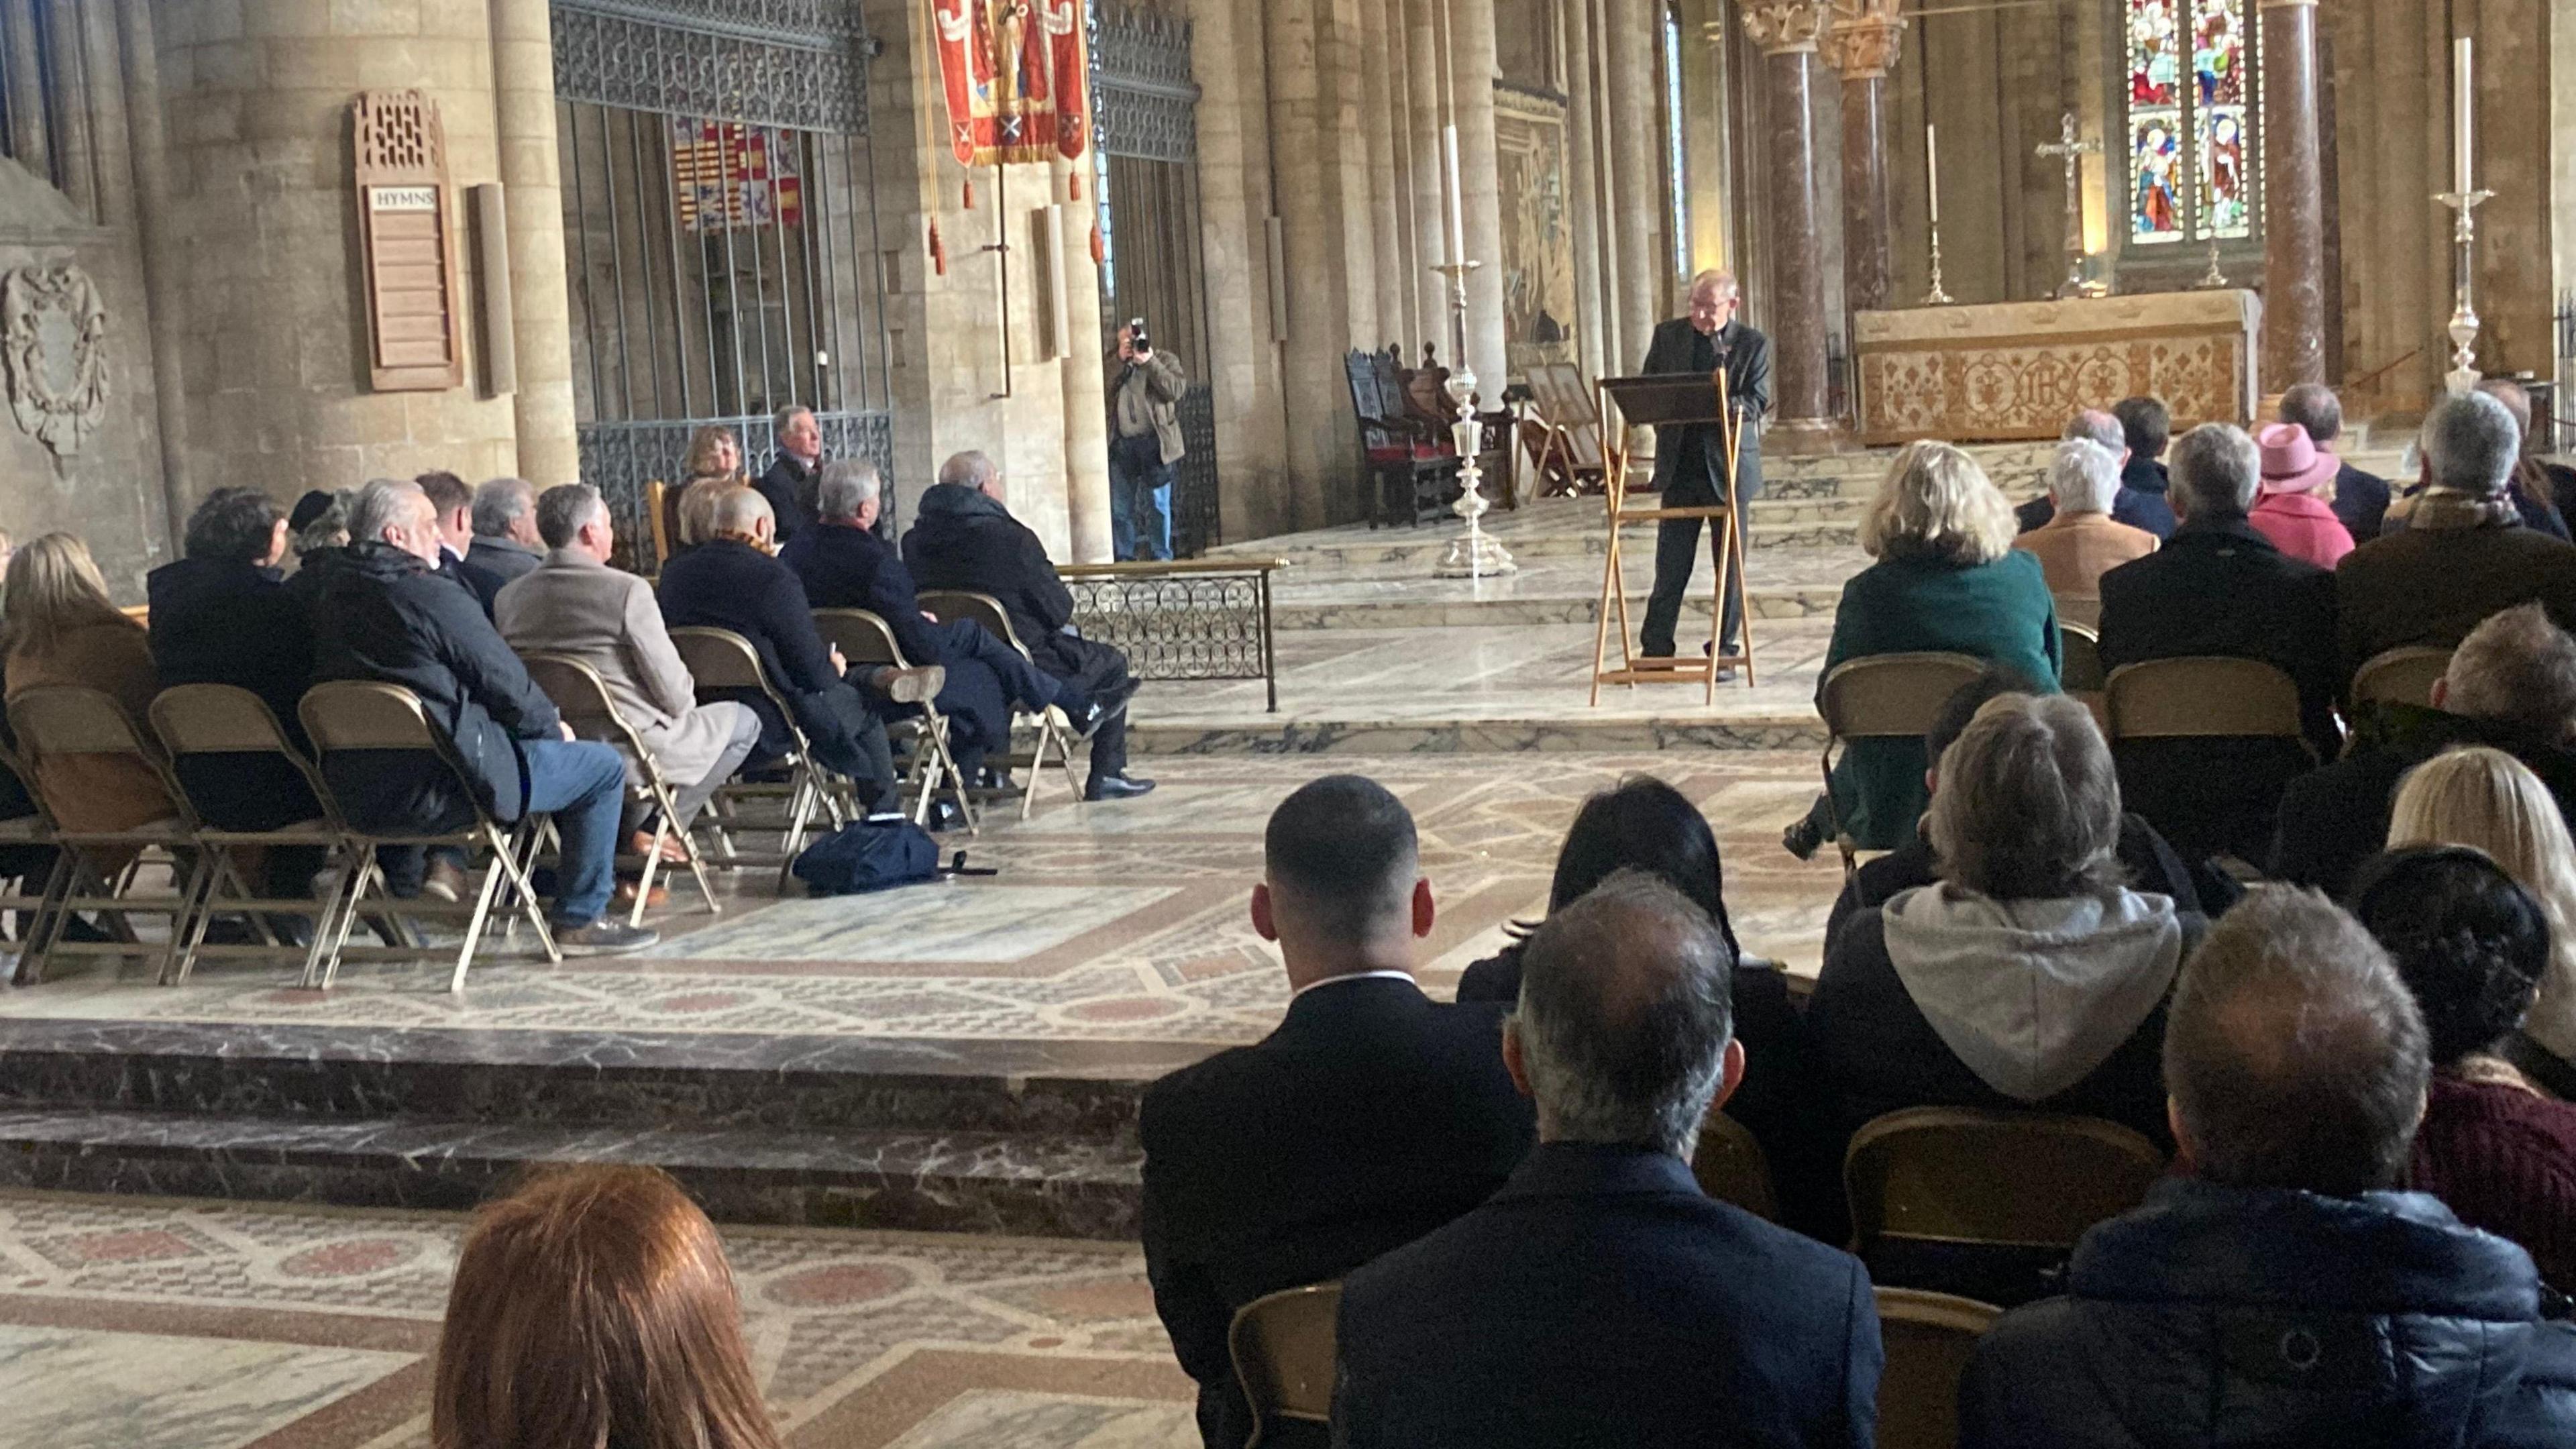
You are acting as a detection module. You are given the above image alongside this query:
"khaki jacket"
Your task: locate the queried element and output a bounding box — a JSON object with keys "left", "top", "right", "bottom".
{"left": 2015, "top": 511, "right": 2160, "bottom": 627}
{"left": 1110, "top": 347, "right": 1188, "bottom": 464}
{"left": 493, "top": 549, "right": 737, "bottom": 789}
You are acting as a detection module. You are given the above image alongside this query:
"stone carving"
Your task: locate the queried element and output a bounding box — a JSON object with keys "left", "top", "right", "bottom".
{"left": 2, "top": 262, "right": 109, "bottom": 460}
{"left": 1822, "top": 0, "right": 1907, "bottom": 78}
{"left": 1740, "top": 1, "right": 1831, "bottom": 54}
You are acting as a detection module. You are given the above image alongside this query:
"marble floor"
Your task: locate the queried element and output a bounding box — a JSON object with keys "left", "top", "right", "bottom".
{"left": 0, "top": 1188, "right": 1192, "bottom": 1449}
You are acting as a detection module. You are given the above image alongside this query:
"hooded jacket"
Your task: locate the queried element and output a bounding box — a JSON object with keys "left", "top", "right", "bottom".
{"left": 1960, "top": 1177, "right": 2576, "bottom": 1448}
{"left": 901, "top": 482, "right": 1081, "bottom": 674}
{"left": 1808, "top": 884, "right": 2197, "bottom": 1144}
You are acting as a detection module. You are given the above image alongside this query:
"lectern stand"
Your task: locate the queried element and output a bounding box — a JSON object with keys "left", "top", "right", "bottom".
{"left": 1589, "top": 372, "right": 1755, "bottom": 706}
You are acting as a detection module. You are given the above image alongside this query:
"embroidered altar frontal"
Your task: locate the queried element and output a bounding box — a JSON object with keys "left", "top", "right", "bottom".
{"left": 1852, "top": 290, "right": 2260, "bottom": 445}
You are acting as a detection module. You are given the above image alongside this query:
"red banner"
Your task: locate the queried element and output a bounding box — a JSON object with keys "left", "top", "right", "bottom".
{"left": 931, "top": 0, "right": 1091, "bottom": 166}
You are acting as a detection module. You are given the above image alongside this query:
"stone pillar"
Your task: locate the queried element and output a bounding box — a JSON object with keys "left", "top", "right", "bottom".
{"left": 1742, "top": 2, "right": 1834, "bottom": 437}
{"left": 42, "top": 0, "right": 91, "bottom": 217}
{"left": 1560, "top": 0, "right": 1607, "bottom": 380}
{"left": 1825, "top": 2, "right": 1904, "bottom": 317}
{"left": 117, "top": 0, "right": 189, "bottom": 539}
{"left": 1603, "top": 0, "right": 1660, "bottom": 366}
{"left": 1267, "top": 0, "right": 1363, "bottom": 525}
{"left": 1057, "top": 162, "right": 1114, "bottom": 563}
{"left": 2261, "top": 0, "right": 2325, "bottom": 390}
{"left": 490, "top": 0, "right": 580, "bottom": 488}
{"left": 1405, "top": 0, "right": 1451, "bottom": 352}
{"left": 78, "top": 0, "right": 132, "bottom": 229}
{"left": 1360, "top": 0, "right": 1408, "bottom": 352}
{"left": 1191, "top": 0, "right": 1293, "bottom": 542}
{"left": 1449, "top": 0, "right": 1510, "bottom": 390}
{"left": 2, "top": 0, "right": 46, "bottom": 176}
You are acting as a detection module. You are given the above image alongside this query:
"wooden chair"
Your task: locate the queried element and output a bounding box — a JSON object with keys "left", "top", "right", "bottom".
{"left": 1691, "top": 1108, "right": 1777, "bottom": 1221}
{"left": 812, "top": 608, "right": 975, "bottom": 835}
{"left": 1816, "top": 652, "right": 1988, "bottom": 875}
{"left": 1346, "top": 347, "right": 1456, "bottom": 529}
{"left": 2351, "top": 645, "right": 2453, "bottom": 710}
{"left": 645, "top": 480, "right": 676, "bottom": 572}
{"left": 299, "top": 681, "right": 563, "bottom": 991}
{"left": 518, "top": 653, "right": 724, "bottom": 926}
{"left": 1, "top": 687, "right": 204, "bottom": 987}
{"left": 1874, "top": 1287, "right": 2004, "bottom": 1449}
{"left": 916, "top": 590, "right": 1085, "bottom": 820}
{"left": 1230, "top": 1282, "right": 1342, "bottom": 1448}
{"left": 667, "top": 627, "right": 853, "bottom": 892}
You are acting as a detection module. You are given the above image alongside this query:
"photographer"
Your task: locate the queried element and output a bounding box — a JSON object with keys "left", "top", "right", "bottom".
{"left": 1109, "top": 319, "right": 1188, "bottom": 561}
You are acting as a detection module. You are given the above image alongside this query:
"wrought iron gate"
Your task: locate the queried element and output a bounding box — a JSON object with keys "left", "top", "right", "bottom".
{"left": 551, "top": 0, "right": 896, "bottom": 551}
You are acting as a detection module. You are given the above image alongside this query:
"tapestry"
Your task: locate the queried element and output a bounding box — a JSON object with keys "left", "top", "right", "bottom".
{"left": 930, "top": 0, "right": 1091, "bottom": 166}
{"left": 669, "top": 120, "right": 803, "bottom": 232}
{"left": 1495, "top": 87, "right": 1575, "bottom": 376}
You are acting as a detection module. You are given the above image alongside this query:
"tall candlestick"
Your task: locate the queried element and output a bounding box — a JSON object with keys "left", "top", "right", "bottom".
{"left": 1444, "top": 124, "right": 1466, "bottom": 263}
{"left": 2453, "top": 37, "right": 2474, "bottom": 195}
{"left": 1926, "top": 123, "right": 1941, "bottom": 225}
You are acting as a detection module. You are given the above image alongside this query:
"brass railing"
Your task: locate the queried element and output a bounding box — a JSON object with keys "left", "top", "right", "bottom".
{"left": 1059, "top": 557, "right": 1288, "bottom": 712}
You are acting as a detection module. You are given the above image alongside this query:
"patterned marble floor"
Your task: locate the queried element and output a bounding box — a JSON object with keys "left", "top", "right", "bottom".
{"left": 0, "top": 1187, "right": 1191, "bottom": 1449}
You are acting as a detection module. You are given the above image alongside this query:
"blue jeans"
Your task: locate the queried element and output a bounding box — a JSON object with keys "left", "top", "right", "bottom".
{"left": 1111, "top": 433, "right": 1174, "bottom": 561}
{"left": 519, "top": 737, "right": 629, "bottom": 928}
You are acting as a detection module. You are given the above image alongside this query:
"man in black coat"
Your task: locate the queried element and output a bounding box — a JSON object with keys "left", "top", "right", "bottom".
{"left": 1331, "top": 872, "right": 1881, "bottom": 1449}
{"left": 755, "top": 405, "right": 822, "bottom": 542}
{"left": 415, "top": 470, "right": 504, "bottom": 615}
{"left": 1637, "top": 269, "right": 1769, "bottom": 674}
{"left": 309, "top": 480, "right": 653, "bottom": 953}
{"left": 1141, "top": 776, "right": 1535, "bottom": 1449}
{"left": 2106, "top": 395, "right": 2179, "bottom": 539}
{"left": 2282, "top": 381, "right": 2389, "bottom": 540}
{"left": 463, "top": 477, "right": 545, "bottom": 596}
{"left": 655, "top": 487, "right": 915, "bottom": 812}
{"left": 902, "top": 450, "right": 1153, "bottom": 801}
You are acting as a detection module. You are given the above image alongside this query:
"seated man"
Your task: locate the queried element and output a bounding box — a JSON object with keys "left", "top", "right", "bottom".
{"left": 2282, "top": 380, "right": 2390, "bottom": 540}
{"left": 1141, "top": 775, "right": 1535, "bottom": 1449}
{"left": 2273, "top": 602, "right": 2576, "bottom": 896}
{"left": 2012, "top": 439, "right": 2159, "bottom": 627}
{"left": 1960, "top": 889, "right": 2576, "bottom": 1448}
{"left": 780, "top": 460, "right": 1114, "bottom": 783}
{"left": 415, "top": 470, "right": 492, "bottom": 612}
{"left": 903, "top": 449, "right": 1153, "bottom": 801}
{"left": 1332, "top": 871, "right": 1880, "bottom": 1449}
{"left": 464, "top": 477, "right": 545, "bottom": 596}
{"left": 2339, "top": 390, "right": 2576, "bottom": 680}
{"left": 2109, "top": 395, "right": 2179, "bottom": 539}
{"left": 2015, "top": 409, "right": 2128, "bottom": 535}
{"left": 494, "top": 484, "right": 761, "bottom": 858}
{"left": 309, "top": 480, "right": 654, "bottom": 954}
{"left": 655, "top": 486, "right": 920, "bottom": 812}
{"left": 755, "top": 405, "right": 822, "bottom": 542}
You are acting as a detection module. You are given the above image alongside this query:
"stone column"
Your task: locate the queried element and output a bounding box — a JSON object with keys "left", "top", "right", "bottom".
{"left": 1360, "top": 0, "right": 1408, "bottom": 352}
{"left": 1560, "top": 0, "right": 1607, "bottom": 380}
{"left": 78, "top": 0, "right": 132, "bottom": 229}
{"left": 1603, "top": 0, "right": 1660, "bottom": 366}
{"left": 2261, "top": 0, "right": 2325, "bottom": 390}
{"left": 490, "top": 0, "right": 580, "bottom": 488}
{"left": 1404, "top": 0, "right": 1450, "bottom": 352}
{"left": 1189, "top": 0, "right": 1293, "bottom": 542}
{"left": 1267, "top": 0, "right": 1362, "bottom": 525}
{"left": 1056, "top": 162, "right": 1114, "bottom": 563}
{"left": 1824, "top": 2, "right": 1904, "bottom": 317}
{"left": 2, "top": 0, "right": 46, "bottom": 177}
{"left": 1742, "top": 2, "right": 1834, "bottom": 437}
{"left": 117, "top": 0, "right": 189, "bottom": 536}
{"left": 42, "top": 0, "right": 91, "bottom": 216}
{"left": 1448, "top": 0, "right": 1510, "bottom": 390}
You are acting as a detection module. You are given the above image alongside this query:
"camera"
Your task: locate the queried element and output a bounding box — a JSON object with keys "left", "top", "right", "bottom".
{"left": 1126, "top": 317, "right": 1151, "bottom": 354}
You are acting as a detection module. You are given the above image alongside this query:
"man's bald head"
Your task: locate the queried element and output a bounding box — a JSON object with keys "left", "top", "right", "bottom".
{"left": 1510, "top": 871, "right": 1736, "bottom": 1157}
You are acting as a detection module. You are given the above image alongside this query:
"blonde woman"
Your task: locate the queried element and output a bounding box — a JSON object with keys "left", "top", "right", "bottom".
{"left": 664, "top": 426, "right": 748, "bottom": 555}
{"left": 1784, "top": 441, "right": 2063, "bottom": 858}
{"left": 2388, "top": 745, "right": 2576, "bottom": 1091}
{"left": 680, "top": 425, "right": 745, "bottom": 487}
{"left": 1, "top": 533, "right": 171, "bottom": 849}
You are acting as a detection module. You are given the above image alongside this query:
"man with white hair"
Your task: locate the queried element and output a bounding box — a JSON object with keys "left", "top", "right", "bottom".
{"left": 458, "top": 476, "right": 544, "bottom": 610}
{"left": 2010, "top": 439, "right": 2159, "bottom": 627}
{"left": 2017, "top": 410, "right": 2132, "bottom": 534}
{"left": 755, "top": 405, "right": 823, "bottom": 541}
{"left": 1637, "top": 270, "right": 1770, "bottom": 678}
{"left": 2339, "top": 389, "right": 2576, "bottom": 680}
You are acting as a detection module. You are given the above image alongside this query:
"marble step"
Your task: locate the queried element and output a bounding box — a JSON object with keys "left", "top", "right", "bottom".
{"left": 1128, "top": 712, "right": 1826, "bottom": 757}
{"left": 1271, "top": 584, "right": 1841, "bottom": 630}
{"left": 0, "top": 1107, "right": 1142, "bottom": 1239}
{"left": 1254, "top": 511, "right": 1864, "bottom": 569}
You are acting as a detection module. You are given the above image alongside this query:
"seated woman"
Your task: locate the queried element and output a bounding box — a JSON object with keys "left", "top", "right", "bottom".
{"left": 2386, "top": 746, "right": 2576, "bottom": 1099}
{"left": 1454, "top": 775, "right": 1830, "bottom": 1232}
{"left": 433, "top": 1165, "right": 779, "bottom": 1449}
{"left": 1, "top": 534, "right": 173, "bottom": 870}
{"left": 2349, "top": 845, "right": 2576, "bottom": 1291}
{"left": 1785, "top": 441, "right": 2061, "bottom": 859}
{"left": 669, "top": 425, "right": 750, "bottom": 553}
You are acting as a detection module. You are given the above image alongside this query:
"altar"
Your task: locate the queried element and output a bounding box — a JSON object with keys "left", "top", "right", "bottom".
{"left": 1851, "top": 290, "right": 2262, "bottom": 445}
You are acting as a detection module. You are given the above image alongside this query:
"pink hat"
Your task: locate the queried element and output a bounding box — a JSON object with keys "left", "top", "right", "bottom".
{"left": 2257, "top": 421, "right": 2339, "bottom": 495}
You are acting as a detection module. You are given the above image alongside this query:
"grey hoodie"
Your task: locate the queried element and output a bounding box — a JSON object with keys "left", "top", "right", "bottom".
{"left": 1880, "top": 885, "right": 2184, "bottom": 1104}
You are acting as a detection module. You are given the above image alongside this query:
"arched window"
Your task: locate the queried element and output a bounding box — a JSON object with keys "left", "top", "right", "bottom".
{"left": 2123, "top": 0, "right": 2256, "bottom": 247}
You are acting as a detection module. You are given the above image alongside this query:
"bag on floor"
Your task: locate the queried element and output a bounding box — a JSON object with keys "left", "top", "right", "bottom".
{"left": 792, "top": 816, "right": 938, "bottom": 895}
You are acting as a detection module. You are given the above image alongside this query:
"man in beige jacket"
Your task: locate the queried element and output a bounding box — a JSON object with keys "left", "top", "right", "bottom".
{"left": 2014, "top": 439, "right": 2160, "bottom": 629}
{"left": 494, "top": 484, "right": 760, "bottom": 845}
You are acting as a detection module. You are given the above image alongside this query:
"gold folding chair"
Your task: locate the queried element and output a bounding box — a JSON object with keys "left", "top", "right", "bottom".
{"left": 1845, "top": 1106, "right": 2166, "bottom": 1265}
{"left": 667, "top": 627, "right": 853, "bottom": 891}
{"left": 813, "top": 608, "right": 975, "bottom": 835}
{"left": 299, "top": 682, "right": 561, "bottom": 991}
{"left": 2058, "top": 622, "right": 2108, "bottom": 731}
{"left": 2104, "top": 656, "right": 2313, "bottom": 753}
{"left": 1816, "top": 652, "right": 1988, "bottom": 876}
{"left": 4, "top": 686, "right": 211, "bottom": 987}
{"left": 918, "top": 589, "right": 1085, "bottom": 820}
{"left": 1874, "top": 1287, "right": 2004, "bottom": 1449}
{"left": 2351, "top": 645, "right": 2453, "bottom": 710}
{"left": 518, "top": 653, "right": 724, "bottom": 926}
{"left": 1690, "top": 1107, "right": 1777, "bottom": 1222}
{"left": 1229, "top": 1282, "right": 1342, "bottom": 1448}
{"left": 0, "top": 745, "right": 64, "bottom": 983}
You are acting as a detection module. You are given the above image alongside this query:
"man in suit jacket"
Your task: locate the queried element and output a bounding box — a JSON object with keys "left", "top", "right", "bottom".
{"left": 2282, "top": 382, "right": 2390, "bottom": 540}
{"left": 755, "top": 405, "right": 822, "bottom": 542}
{"left": 1141, "top": 776, "right": 1535, "bottom": 1449}
{"left": 464, "top": 478, "right": 546, "bottom": 596}
{"left": 1638, "top": 269, "right": 1770, "bottom": 674}
{"left": 1332, "top": 871, "right": 1882, "bottom": 1449}
{"left": 415, "top": 470, "right": 503, "bottom": 615}
{"left": 494, "top": 484, "right": 759, "bottom": 843}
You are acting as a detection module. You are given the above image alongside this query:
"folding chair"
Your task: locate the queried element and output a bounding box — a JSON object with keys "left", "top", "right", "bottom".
{"left": 645, "top": 480, "right": 675, "bottom": 572}
{"left": 1816, "top": 652, "right": 1989, "bottom": 876}
{"left": 148, "top": 684, "right": 356, "bottom": 985}
{"left": 667, "top": 627, "right": 854, "bottom": 891}
{"left": 2058, "top": 622, "right": 2108, "bottom": 731}
{"left": 2351, "top": 645, "right": 2453, "bottom": 710}
{"left": 1874, "top": 1288, "right": 2004, "bottom": 1449}
{"left": 1691, "top": 1107, "right": 1778, "bottom": 1222}
{"left": 0, "top": 751, "right": 62, "bottom": 981}
{"left": 1229, "top": 1282, "right": 1342, "bottom": 1449}
{"left": 299, "top": 682, "right": 561, "bottom": 991}
{"left": 812, "top": 609, "right": 975, "bottom": 835}
{"left": 2105, "top": 655, "right": 2317, "bottom": 866}
{"left": 917, "top": 590, "right": 1085, "bottom": 820}
{"left": 3, "top": 686, "right": 211, "bottom": 987}
{"left": 518, "top": 653, "right": 724, "bottom": 926}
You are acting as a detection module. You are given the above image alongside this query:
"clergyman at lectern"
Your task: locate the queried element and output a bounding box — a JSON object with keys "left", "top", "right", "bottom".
{"left": 1638, "top": 269, "right": 1771, "bottom": 676}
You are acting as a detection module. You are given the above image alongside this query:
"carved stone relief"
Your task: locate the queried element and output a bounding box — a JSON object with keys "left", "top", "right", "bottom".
{"left": 2, "top": 262, "right": 109, "bottom": 460}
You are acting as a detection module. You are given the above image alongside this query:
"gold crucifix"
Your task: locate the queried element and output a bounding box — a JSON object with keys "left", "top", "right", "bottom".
{"left": 2035, "top": 112, "right": 2102, "bottom": 300}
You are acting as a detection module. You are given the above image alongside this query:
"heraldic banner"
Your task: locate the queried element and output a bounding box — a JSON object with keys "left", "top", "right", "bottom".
{"left": 931, "top": 0, "right": 1090, "bottom": 166}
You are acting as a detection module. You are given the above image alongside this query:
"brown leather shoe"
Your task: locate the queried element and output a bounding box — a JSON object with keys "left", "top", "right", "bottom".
{"left": 614, "top": 879, "right": 669, "bottom": 910}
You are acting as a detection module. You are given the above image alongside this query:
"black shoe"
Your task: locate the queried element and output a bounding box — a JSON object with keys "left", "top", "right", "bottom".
{"left": 1084, "top": 773, "right": 1157, "bottom": 802}
{"left": 926, "top": 799, "right": 970, "bottom": 833}
{"left": 552, "top": 918, "right": 660, "bottom": 956}
{"left": 1782, "top": 814, "right": 1827, "bottom": 862}
{"left": 1069, "top": 696, "right": 1128, "bottom": 742}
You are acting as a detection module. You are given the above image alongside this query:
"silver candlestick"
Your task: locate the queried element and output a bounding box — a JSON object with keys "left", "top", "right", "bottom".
{"left": 2198, "top": 239, "right": 2227, "bottom": 289}
{"left": 1433, "top": 358, "right": 1517, "bottom": 580}
{"left": 2436, "top": 186, "right": 2493, "bottom": 394}
{"left": 1923, "top": 221, "right": 1954, "bottom": 307}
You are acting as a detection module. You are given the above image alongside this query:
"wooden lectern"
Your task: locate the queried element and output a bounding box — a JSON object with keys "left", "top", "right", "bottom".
{"left": 1589, "top": 370, "right": 1755, "bottom": 706}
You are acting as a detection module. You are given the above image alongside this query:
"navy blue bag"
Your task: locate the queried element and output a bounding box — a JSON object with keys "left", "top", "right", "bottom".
{"left": 792, "top": 816, "right": 938, "bottom": 895}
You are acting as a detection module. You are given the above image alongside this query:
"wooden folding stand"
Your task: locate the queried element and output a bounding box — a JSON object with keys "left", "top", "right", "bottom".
{"left": 1589, "top": 368, "right": 1756, "bottom": 706}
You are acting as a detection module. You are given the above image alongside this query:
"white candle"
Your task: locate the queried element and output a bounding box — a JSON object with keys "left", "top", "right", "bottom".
{"left": 2454, "top": 37, "right": 2474, "bottom": 195}
{"left": 1927, "top": 123, "right": 1941, "bottom": 226}
{"left": 1444, "top": 124, "right": 1466, "bottom": 263}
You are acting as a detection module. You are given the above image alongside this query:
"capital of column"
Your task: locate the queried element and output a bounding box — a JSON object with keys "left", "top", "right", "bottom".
{"left": 1822, "top": 1, "right": 1907, "bottom": 79}
{"left": 1740, "top": 1, "right": 1832, "bottom": 56}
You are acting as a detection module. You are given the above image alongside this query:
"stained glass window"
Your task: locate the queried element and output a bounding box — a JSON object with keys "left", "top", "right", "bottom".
{"left": 2122, "top": 0, "right": 2256, "bottom": 246}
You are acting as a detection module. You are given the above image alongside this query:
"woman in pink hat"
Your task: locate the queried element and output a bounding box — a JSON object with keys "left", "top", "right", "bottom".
{"left": 2251, "top": 421, "right": 2359, "bottom": 568}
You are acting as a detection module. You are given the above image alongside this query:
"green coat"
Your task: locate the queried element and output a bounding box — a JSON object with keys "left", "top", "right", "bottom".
{"left": 1819, "top": 550, "right": 2063, "bottom": 847}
